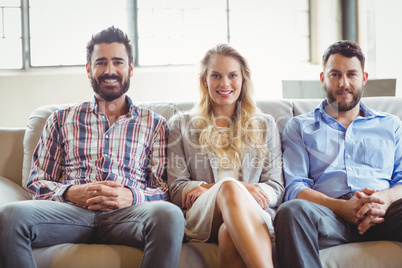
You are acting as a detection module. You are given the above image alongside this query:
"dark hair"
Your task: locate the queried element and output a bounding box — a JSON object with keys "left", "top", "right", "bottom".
{"left": 322, "top": 40, "right": 365, "bottom": 70}
{"left": 86, "top": 26, "right": 134, "bottom": 65}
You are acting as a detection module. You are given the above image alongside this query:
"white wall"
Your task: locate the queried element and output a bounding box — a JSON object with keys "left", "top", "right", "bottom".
{"left": 0, "top": 66, "right": 200, "bottom": 128}
{"left": 371, "top": 0, "right": 402, "bottom": 87}
{"left": 1, "top": 0, "right": 401, "bottom": 128}
{"left": 1, "top": 0, "right": 316, "bottom": 128}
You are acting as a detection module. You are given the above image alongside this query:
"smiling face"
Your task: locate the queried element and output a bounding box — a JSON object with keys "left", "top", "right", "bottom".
{"left": 203, "top": 55, "right": 243, "bottom": 114}
{"left": 86, "top": 42, "right": 134, "bottom": 102}
{"left": 320, "top": 53, "right": 368, "bottom": 111}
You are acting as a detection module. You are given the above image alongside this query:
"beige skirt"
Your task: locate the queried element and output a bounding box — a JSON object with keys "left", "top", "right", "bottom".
{"left": 185, "top": 177, "right": 274, "bottom": 242}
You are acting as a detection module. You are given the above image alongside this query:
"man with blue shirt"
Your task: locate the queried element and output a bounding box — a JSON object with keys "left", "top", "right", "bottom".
{"left": 274, "top": 40, "right": 402, "bottom": 268}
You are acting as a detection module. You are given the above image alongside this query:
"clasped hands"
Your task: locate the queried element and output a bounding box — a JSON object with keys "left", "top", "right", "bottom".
{"left": 64, "top": 181, "right": 134, "bottom": 212}
{"left": 343, "top": 188, "right": 388, "bottom": 235}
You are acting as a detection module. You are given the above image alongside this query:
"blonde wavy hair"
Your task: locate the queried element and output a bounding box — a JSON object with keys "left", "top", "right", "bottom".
{"left": 191, "top": 44, "right": 268, "bottom": 174}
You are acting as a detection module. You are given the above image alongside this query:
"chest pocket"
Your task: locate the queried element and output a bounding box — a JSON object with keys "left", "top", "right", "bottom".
{"left": 356, "top": 138, "right": 394, "bottom": 169}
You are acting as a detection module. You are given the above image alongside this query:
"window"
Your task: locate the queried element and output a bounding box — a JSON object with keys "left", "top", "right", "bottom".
{"left": 29, "top": 0, "right": 130, "bottom": 67}
{"left": 0, "top": 0, "right": 22, "bottom": 69}
{"left": 137, "top": 0, "right": 228, "bottom": 66}
{"left": 1, "top": 0, "right": 310, "bottom": 70}
{"left": 357, "top": 0, "right": 402, "bottom": 81}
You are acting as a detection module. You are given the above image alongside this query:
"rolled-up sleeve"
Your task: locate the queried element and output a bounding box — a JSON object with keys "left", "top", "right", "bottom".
{"left": 282, "top": 118, "right": 314, "bottom": 201}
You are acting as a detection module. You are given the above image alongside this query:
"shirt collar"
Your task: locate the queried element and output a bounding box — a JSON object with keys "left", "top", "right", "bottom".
{"left": 314, "top": 98, "right": 387, "bottom": 122}
{"left": 90, "top": 95, "right": 135, "bottom": 116}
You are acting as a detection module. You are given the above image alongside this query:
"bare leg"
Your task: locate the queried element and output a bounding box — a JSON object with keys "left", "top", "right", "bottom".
{"left": 218, "top": 223, "right": 246, "bottom": 268}
{"left": 214, "top": 181, "right": 274, "bottom": 268}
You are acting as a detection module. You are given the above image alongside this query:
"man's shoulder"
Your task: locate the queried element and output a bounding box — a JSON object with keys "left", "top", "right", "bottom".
{"left": 54, "top": 102, "right": 91, "bottom": 113}
{"left": 132, "top": 105, "right": 167, "bottom": 125}
{"left": 49, "top": 102, "right": 91, "bottom": 122}
{"left": 288, "top": 110, "right": 316, "bottom": 124}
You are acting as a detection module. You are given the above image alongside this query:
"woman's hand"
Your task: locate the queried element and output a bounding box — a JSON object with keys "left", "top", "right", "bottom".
{"left": 182, "top": 184, "right": 213, "bottom": 210}
{"left": 241, "top": 182, "right": 270, "bottom": 210}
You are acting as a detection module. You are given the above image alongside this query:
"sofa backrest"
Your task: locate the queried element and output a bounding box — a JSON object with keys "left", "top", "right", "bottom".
{"left": 21, "top": 96, "right": 402, "bottom": 187}
{"left": 22, "top": 102, "right": 195, "bottom": 186}
{"left": 0, "top": 128, "right": 26, "bottom": 186}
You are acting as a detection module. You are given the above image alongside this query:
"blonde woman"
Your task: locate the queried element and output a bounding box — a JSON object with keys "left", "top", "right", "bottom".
{"left": 167, "top": 44, "right": 284, "bottom": 267}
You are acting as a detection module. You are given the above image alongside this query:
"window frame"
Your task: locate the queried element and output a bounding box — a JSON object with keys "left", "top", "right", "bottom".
{"left": 7, "top": 0, "right": 232, "bottom": 70}
{"left": 4, "top": 0, "right": 315, "bottom": 70}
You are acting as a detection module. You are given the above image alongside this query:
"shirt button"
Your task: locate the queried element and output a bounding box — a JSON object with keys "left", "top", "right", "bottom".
{"left": 104, "top": 154, "right": 108, "bottom": 157}
{"left": 347, "top": 134, "right": 351, "bottom": 139}
{"left": 105, "top": 135, "right": 109, "bottom": 138}
{"left": 347, "top": 167, "right": 352, "bottom": 171}
{"left": 347, "top": 155, "right": 351, "bottom": 159}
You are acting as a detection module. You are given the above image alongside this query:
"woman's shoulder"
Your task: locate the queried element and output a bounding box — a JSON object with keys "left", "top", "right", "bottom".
{"left": 248, "top": 112, "right": 276, "bottom": 125}
{"left": 167, "top": 111, "right": 192, "bottom": 127}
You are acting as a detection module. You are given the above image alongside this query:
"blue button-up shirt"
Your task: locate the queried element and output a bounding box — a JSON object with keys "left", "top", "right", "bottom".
{"left": 282, "top": 100, "right": 402, "bottom": 201}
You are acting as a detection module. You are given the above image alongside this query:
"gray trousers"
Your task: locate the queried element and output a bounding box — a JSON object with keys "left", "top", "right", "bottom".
{"left": 0, "top": 200, "right": 186, "bottom": 268}
{"left": 274, "top": 198, "right": 402, "bottom": 268}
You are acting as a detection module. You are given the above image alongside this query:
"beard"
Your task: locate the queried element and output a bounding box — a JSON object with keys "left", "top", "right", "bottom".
{"left": 91, "top": 73, "right": 130, "bottom": 102}
{"left": 325, "top": 84, "right": 363, "bottom": 111}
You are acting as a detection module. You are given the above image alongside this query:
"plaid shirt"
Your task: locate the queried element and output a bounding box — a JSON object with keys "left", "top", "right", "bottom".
{"left": 27, "top": 96, "right": 168, "bottom": 204}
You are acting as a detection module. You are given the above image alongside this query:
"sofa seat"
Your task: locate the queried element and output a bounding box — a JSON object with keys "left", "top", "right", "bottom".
{"left": 1, "top": 97, "right": 402, "bottom": 267}
{"left": 33, "top": 242, "right": 219, "bottom": 268}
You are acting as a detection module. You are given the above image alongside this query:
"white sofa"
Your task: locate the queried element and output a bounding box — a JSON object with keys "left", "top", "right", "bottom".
{"left": 1, "top": 97, "right": 402, "bottom": 268}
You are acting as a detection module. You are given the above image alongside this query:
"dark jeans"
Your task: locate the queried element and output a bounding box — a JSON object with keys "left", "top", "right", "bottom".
{"left": 0, "top": 200, "right": 186, "bottom": 268}
{"left": 274, "top": 198, "right": 402, "bottom": 268}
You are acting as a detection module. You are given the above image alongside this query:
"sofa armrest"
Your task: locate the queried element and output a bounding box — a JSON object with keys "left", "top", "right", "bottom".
{"left": 0, "top": 176, "right": 31, "bottom": 206}
{"left": 0, "top": 127, "right": 25, "bottom": 186}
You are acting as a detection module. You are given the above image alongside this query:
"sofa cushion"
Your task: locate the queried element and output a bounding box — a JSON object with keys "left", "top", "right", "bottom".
{"left": 256, "top": 99, "right": 294, "bottom": 134}
{"left": 320, "top": 241, "right": 402, "bottom": 268}
{"left": 33, "top": 242, "right": 220, "bottom": 268}
{"left": 0, "top": 128, "right": 25, "bottom": 186}
{"left": 362, "top": 96, "right": 402, "bottom": 118}
{"left": 179, "top": 242, "right": 219, "bottom": 268}
{"left": 0, "top": 176, "right": 31, "bottom": 206}
{"left": 33, "top": 244, "right": 143, "bottom": 268}
{"left": 291, "top": 97, "right": 402, "bottom": 118}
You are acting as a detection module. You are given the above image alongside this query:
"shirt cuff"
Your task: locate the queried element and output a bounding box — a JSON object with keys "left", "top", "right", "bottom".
{"left": 126, "top": 186, "right": 145, "bottom": 205}
{"left": 55, "top": 184, "right": 72, "bottom": 202}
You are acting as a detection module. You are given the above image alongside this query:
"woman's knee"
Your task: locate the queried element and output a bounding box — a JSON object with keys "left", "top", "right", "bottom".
{"left": 217, "top": 180, "right": 243, "bottom": 202}
{"left": 219, "top": 180, "right": 240, "bottom": 192}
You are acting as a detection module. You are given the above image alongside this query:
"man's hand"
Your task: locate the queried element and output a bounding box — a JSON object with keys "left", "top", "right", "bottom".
{"left": 354, "top": 188, "right": 389, "bottom": 234}
{"left": 337, "top": 189, "right": 385, "bottom": 227}
{"left": 64, "top": 181, "right": 134, "bottom": 212}
{"left": 297, "top": 187, "right": 392, "bottom": 235}
{"left": 240, "top": 182, "right": 269, "bottom": 211}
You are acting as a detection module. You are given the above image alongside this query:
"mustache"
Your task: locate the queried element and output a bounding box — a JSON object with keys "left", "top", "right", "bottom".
{"left": 98, "top": 74, "right": 122, "bottom": 82}
{"left": 336, "top": 88, "right": 352, "bottom": 93}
